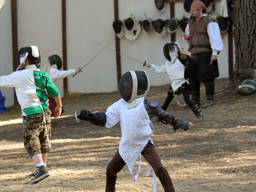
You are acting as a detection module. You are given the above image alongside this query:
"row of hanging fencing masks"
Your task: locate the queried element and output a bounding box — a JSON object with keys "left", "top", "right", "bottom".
{"left": 113, "top": 17, "right": 189, "bottom": 39}
{"left": 113, "top": 0, "right": 230, "bottom": 38}
{"left": 146, "top": 16, "right": 229, "bottom": 35}
{"left": 48, "top": 54, "right": 63, "bottom": 70}
{"left": 119, "top": 71, "right": 150, "bottom": 103}
{"left": 17, "top": 46, "right": 41, "bottom": 71}
{"left": 114, "top": 15, "right": 230, "bottom": 38}
{"left": 151, "top": 17, "right": 187, "bottom": 35}
{"left": 112, "top": 15, "right": 141, "bottom": 40}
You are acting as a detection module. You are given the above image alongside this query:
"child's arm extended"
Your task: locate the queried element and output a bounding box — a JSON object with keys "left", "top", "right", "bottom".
{"left": 144, "top": 99, "right": 194, "bottom": 131}
{"left": 77, "top": 109, "right": 107, "bottom": 126}
{"left": 144, "top": 62, "right": 166, "bottom": 74}
{"left": 76, "top": 100, "right": 121, "bottom": 128}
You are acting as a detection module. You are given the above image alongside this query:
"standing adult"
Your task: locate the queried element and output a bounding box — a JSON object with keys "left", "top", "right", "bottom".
{"left": 184, "top": 0, "right": 223, "bottom": 108}
{"left": 0, "top": 46, "right": 62, "bottom": 184}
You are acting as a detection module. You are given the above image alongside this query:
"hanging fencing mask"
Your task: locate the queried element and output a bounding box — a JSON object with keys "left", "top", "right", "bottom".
{"left": 48, "top": 54, "right": 63, "bottom": 70}
{"left": 17, "top": 45, "right": 41, "bottom": 70}
{"left": 178, "top": 17, "right": 189, "bottom": 32}
{"left": 112, "top": 19, "right": 124, "bottom": 38}
{"left": 124, "top": 16, "right": 141, "bottom": 40}
{"left": 167, "top": 18, "right": 178, "bottom": 33}
{"left": 217, "top": 16, "right": 230, "bottom": 34}
{"left": 142, "top": 18, "right": 152, "bottom": 32}
{"left": 183, "top": 0, "right": 193, "bottom": 12}
{"left": 119, "top": 71, "right": 150, "bottom": 102}
{"left": 152, "top": 19, "right": 167, "bottom": 36}
{"left": 154, "top": 0, "right": 167, "bottom": 13}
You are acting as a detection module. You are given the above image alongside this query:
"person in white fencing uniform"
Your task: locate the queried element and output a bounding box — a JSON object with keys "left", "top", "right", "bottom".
{"left": 42, "top": 54, "right": 81, "bottom": 82}
{"left": 145, "top": 42, "right": 203, "bottom": 121}
{"left": 76, "top": 70, "right": 194, "bottom": 192}
{"left": 41, "top": 54, "right": 81, "bottom": 115}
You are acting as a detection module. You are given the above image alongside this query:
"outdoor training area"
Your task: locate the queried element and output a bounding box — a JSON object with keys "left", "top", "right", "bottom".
{"left": 0, "top": 79, "right": 256, "bottom": 192}
{"left": 1, "top": 0, "right": 256, "bottom": 191}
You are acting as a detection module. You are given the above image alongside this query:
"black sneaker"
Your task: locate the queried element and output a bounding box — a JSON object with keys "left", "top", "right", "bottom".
{"left": 26, "top": 168, "right": 39, "bottom": 178}
{"left": 29, "top": 166, "right": 49, "bottom": 184}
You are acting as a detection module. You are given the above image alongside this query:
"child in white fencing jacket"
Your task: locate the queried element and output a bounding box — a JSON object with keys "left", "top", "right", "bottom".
{"left": 145, "top": 42, "right": 203, "bottom": 121}
{"left": 41, "top": 54, "right": 81, "bottom": 115}
{"left": 76, "top": 70, "right": 194, "bottom": 192}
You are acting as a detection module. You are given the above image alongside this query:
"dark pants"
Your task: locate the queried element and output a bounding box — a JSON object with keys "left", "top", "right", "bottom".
{"left": 105, "top": 141, "right": 175, "bottom": 192}
{"left": 162, "top": 83, "right": 194, "bottom": 110}
{"left": 188, "top": 52, "right": 219, "bottom": 105}
{"left": 190, "top": 78, "right": 215, "bottom": 104}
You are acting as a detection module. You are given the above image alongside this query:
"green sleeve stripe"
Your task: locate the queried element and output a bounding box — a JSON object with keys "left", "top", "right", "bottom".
{"left": 23, "top": 103, "right": 49, "bottom": 116}
{"left": 46, "top": 76, "right": 60, "bottom": 97}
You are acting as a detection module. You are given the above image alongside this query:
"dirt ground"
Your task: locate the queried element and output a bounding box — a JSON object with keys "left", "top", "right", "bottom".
{"left": 0, "top": 79, "right": 256, "bottom": 192}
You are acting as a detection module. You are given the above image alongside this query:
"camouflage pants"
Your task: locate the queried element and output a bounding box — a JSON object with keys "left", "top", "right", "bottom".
{"left": 23, "top": 108, "right": 52, "bottom": 157}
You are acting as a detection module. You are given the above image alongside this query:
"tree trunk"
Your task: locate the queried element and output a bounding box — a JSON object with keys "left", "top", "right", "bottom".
{"left": 232, "top": 0, "right": 256, "bottom": 87}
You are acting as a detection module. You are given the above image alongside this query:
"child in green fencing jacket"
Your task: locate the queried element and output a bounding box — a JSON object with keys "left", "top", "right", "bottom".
{"left": 0, "top": 46, "right": 62, "bottom": 184}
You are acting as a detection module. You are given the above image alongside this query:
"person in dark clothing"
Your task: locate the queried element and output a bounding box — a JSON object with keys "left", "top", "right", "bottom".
{"left": 184, "top": 1, "right": 223, "bottom": 108}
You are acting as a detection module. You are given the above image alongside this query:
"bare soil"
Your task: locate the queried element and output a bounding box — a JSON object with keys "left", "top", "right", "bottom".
{"left": 0, "top": 79, "right": 256, "bottom": 192}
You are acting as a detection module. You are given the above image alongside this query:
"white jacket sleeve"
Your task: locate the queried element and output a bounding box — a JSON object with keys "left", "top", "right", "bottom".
{"left": 151, "top": 64, "right": 167, "bottom": 74}
{"left": 0, "top": 71, "right": 23, "bottom": 88}
{"left": 207, "top": 22, "right": 223, "bottom": 56}
{"left": 185, "top": 23, "right": 190, "bottom": 37}
{"left": 105, "top": 100, "right": 121, "bottom": 128}
{"left": 49, "top": 68, "right": 76, "bottom": 81}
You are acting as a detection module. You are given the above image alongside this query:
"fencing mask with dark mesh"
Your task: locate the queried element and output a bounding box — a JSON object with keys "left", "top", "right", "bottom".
{"left": 217, "top": 16, "right": 230, "bottom": 34}
{"left": 119, "top": 71, "right": 150, "bottom": 102}
{"left": 113, "top": 19, "right": 124, "bottom": 38}
{"left": 178, "top": 17, "right": 189, "bottom": 32}
{"left": 142, "top": 18, "right": 152, "bottom": 32}
{"left": 167, "top": 18, "right": 178, "bottom": 33}
{"left": 48, "top": 54, "right": 63, "bottom": 70}
{"left": 154, "top": 0, "right": 167, "bottom": 13}
{"left": 152, "top": 19, "right": 167, "bottom": 36}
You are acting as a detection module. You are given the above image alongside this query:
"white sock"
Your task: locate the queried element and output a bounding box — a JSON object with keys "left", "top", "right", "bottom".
{"left": 36, "top": 163, "right": 45, "bottom": 167}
